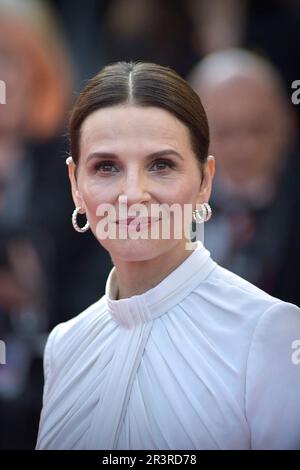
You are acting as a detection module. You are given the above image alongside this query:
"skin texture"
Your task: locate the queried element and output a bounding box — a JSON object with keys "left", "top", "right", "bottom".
{"left": 69, "top": 105, "right": 214, "bottom": 299}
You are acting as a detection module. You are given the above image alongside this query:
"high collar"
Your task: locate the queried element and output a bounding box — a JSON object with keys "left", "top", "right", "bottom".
{"left": 105, "top": 241, "right": 217, "bottom": 329}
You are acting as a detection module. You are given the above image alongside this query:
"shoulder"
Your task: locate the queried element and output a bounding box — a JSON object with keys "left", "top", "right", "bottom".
{"left": 43, "top": 296, "right": 110, "bottom": 378}
{"left": 192, "top": 262, "right": 300, "bottom": 350}
{"left": 210, "top": 264, "right": 276, "bottom": 300}
{"left": 245, "top": 300, "right": 300, "bottom": 449}
{"left": 203, "top": 263, "right": 291, "bottom": 317}
{"left": 203, "top": 266, "right": 300, "bottom": 448}
{"left": 246, "top": 300, "right": 300, "bottom": 364}
{"left": 214, "top": 264, "right": 300, "bottom": 320}
{"left": 50, "top": 295, "right": 108, "bottom": 340}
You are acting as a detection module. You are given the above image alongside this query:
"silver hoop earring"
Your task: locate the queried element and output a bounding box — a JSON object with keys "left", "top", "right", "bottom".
{"left": 192, "top": 203, "right": 212, "bottom": 224}
{"left": 72, "top": 207, "right": 90, "bottom": 233}
{"left": 202, "top": 202, "right": 212, "bottom": 222}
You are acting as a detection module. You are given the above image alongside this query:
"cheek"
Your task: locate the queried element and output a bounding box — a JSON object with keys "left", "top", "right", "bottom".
{"left": 79, "top": 179, "right": 116, "bottom": 215}
{"left": 165, "top": 176, "right": 201, "bottom": 205}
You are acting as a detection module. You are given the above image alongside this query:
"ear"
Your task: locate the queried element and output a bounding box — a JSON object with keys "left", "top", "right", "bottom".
{"left": 67, "top": 157, "right": 85, "bottom": 212}
{"left": 196, "top": 155, "right": 215, "bottom": 204}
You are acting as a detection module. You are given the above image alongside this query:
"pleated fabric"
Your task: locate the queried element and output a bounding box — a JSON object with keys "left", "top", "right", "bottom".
{"left": 36, "top": 241, "right": 300, "bottom": 450}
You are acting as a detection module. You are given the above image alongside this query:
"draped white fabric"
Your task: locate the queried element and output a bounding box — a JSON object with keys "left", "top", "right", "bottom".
{"left": 36, "top": 241, "right": 300, "bottom": 450}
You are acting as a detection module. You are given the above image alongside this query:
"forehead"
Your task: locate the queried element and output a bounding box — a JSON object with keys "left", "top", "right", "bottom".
{"left": 79, "top": 105, "right": 193, "bottom": 156}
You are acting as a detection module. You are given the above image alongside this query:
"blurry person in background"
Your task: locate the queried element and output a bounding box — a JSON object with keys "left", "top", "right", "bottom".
{"left": 0, "top": 0, "right": 72, "bottom": 449}
{"left": 189, "top": 48, "right": 300, "bottom": 306}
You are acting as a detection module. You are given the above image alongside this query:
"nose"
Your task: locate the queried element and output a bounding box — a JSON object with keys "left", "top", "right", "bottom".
{"left": 119, "top": 168, "right": 151, "bottom": 206}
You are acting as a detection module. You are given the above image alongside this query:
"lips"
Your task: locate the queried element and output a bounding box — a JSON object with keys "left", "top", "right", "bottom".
{"left": 116, "top": 217, "right": 160, "bottom": 226}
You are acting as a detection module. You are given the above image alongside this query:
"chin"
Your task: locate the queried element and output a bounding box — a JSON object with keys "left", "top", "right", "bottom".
{"left": 99, "top": 237, "right": 178, "bottom": 263}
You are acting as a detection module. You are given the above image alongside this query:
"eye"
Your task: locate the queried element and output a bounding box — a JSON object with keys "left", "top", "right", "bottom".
{"left": 94, "top": 160, "right": 119, "bottom": 174}
{"left": 149, "top": 159, "right": 176, "bottom": 172}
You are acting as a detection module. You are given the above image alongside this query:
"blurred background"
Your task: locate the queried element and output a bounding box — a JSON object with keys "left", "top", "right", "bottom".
{"left": 0, "top": 0, "right": 300, "bottom": 449}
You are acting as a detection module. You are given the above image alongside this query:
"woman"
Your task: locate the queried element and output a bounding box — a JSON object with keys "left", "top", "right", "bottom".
{"left": 36, "top": 62, "right": 300, "bottom": 450}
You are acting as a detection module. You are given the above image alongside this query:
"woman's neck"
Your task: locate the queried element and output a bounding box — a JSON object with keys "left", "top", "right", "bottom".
{"left": 111, "top": 239, "right": 197, "bottom": 300}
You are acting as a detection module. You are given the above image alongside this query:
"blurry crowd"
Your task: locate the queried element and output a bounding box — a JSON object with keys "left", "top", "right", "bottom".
{"left": 0, "top": 0, "right": 300, "bottom": 449}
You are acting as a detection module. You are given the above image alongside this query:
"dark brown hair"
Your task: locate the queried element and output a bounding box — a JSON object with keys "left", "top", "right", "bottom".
{"left": 69, "top": 61, "right": 209, "bottom": 167}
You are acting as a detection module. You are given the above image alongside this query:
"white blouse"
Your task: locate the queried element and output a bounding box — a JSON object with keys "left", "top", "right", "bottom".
{"left": 36, "top": 241, "right": 300, "bottom": 450}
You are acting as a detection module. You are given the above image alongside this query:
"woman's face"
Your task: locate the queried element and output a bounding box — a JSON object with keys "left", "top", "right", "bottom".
{"left": 69, "top": 105, "right": 214, "bottom": 262}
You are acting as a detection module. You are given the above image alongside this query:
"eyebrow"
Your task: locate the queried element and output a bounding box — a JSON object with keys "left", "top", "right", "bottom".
{"left": 86, "top": 149, "right": 184, "bottom": 163}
